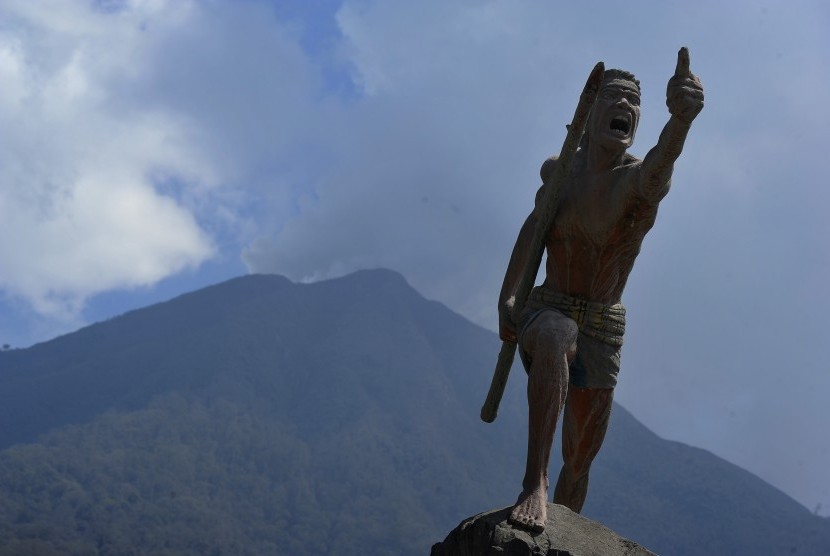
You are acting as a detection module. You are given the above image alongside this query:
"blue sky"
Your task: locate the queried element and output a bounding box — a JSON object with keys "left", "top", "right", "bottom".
{"left": 0, "top": 0, "right": 828, "bottom": 515}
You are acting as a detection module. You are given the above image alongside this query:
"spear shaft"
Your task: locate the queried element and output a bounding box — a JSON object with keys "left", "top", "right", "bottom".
{"left": 480, "top": 62, "right": 605, "bottom": 423}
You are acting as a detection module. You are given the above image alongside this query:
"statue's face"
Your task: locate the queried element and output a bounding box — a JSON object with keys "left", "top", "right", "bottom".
{"left": 587, "top": 80, "right": 640, "bottom": 151}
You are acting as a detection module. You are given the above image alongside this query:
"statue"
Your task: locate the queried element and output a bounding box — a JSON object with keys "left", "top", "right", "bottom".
{"left": 492, "top": 48, "right": 704, "bottom": 532}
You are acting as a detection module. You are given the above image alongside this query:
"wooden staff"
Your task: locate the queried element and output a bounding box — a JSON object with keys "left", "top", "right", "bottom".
{"left": 480, "top": 62, "right": 605, "bottom": 423}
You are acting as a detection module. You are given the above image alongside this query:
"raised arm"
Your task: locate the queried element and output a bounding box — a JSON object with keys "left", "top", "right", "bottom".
{"left": 639, "top": 47, "right": 704, "bottom": 199}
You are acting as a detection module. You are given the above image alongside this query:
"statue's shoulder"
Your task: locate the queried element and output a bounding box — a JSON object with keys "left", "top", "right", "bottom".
{"left": 540, "top": 156, "right": 558, "bottom": 183}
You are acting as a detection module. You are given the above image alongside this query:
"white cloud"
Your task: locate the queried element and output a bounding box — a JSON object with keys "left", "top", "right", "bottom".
{"left": 0, "top": 1, "right": 221, "bottom": 320}
{"left": 244, "top": 1, "right": 587, "bottom": 325}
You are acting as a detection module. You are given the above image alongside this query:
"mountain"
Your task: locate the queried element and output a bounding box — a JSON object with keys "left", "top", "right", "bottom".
{"left": 0, "top": 269, "right": 828, "bottom": 555}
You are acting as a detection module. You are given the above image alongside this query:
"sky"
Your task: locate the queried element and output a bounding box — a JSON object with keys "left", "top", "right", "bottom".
{"left": 0, "top": 0, "right": 828, "bottom": 515}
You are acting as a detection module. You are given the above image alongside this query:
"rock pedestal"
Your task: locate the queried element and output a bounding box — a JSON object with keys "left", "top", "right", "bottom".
{"left": 431, "top": 503, "right": 656, "bottom": 556}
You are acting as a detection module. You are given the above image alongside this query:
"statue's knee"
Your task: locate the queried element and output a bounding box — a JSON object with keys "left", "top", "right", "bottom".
{"left": 523, "top": 314, "right": 578, "bottom": 376}
{"left": 536, "top": 318, "right": 578, "bottom": 354}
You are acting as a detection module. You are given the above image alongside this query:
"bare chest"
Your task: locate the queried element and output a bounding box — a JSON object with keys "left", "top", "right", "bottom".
{"left": 551, "top": 173, "right": 635, "bottom": 247}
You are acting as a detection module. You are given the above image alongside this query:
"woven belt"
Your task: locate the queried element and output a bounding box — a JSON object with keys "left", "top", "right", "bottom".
{"left": 525, "top": 287, "right": 626, "bottom": 347}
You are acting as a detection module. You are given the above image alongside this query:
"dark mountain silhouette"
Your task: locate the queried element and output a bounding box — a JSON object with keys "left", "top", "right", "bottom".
{"left": 0, "top": 269, "right": 828, "bottom": 555}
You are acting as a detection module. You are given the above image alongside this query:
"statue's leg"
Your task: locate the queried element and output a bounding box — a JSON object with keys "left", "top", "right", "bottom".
{"left": 509, "top": 310, "right": 577, "bottom": 532}
{"left": 552, "top": 385, "right": 614, "bottom": 512}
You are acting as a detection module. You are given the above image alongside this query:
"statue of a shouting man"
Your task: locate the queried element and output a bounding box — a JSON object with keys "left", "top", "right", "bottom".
{"left": 499, "top": 48, "right": 704, "bottom": 531}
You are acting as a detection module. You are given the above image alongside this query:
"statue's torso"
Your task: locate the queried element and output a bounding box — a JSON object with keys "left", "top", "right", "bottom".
{"left": 542, "top": 160, "right": 660, "bottom": 305}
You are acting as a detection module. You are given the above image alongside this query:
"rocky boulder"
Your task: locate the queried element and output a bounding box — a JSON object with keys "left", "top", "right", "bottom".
{"left": 431, "top": 503, "right": 656, "bottom": 556}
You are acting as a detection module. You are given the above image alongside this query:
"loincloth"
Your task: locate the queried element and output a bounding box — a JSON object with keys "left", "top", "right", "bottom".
{"left": 518, "top": 286, "right": 626, "bottom": 389}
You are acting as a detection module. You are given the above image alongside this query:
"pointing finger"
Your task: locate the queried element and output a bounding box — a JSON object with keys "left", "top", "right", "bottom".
{"left": 675, "top": 47, "right": 691, "bottom": 78}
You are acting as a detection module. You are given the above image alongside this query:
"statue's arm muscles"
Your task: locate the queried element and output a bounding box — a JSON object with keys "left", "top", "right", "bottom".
{"left": 636, "top": 116, "right": 692, "bottom": 201}
{"left": 498, "top": 180, "right": 546, "bottom": 342}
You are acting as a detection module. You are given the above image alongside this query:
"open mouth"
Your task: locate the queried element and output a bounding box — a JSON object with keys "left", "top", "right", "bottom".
{"left": 610, "top": 115, "right": 631, "bottom": 136}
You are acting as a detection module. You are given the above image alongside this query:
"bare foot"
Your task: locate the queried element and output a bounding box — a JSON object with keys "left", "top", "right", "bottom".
{"left": 509, "top": 485, "right": 548, "bottom": 532}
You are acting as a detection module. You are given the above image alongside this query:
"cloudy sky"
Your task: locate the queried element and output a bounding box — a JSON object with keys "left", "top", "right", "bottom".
{"left": 1, "top": 0, "right": 828, "bottom": 514}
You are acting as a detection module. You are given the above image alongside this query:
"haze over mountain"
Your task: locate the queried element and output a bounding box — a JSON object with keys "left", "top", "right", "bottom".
{"left": 0, "top": 269, "right": 828, "bottom": 555}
